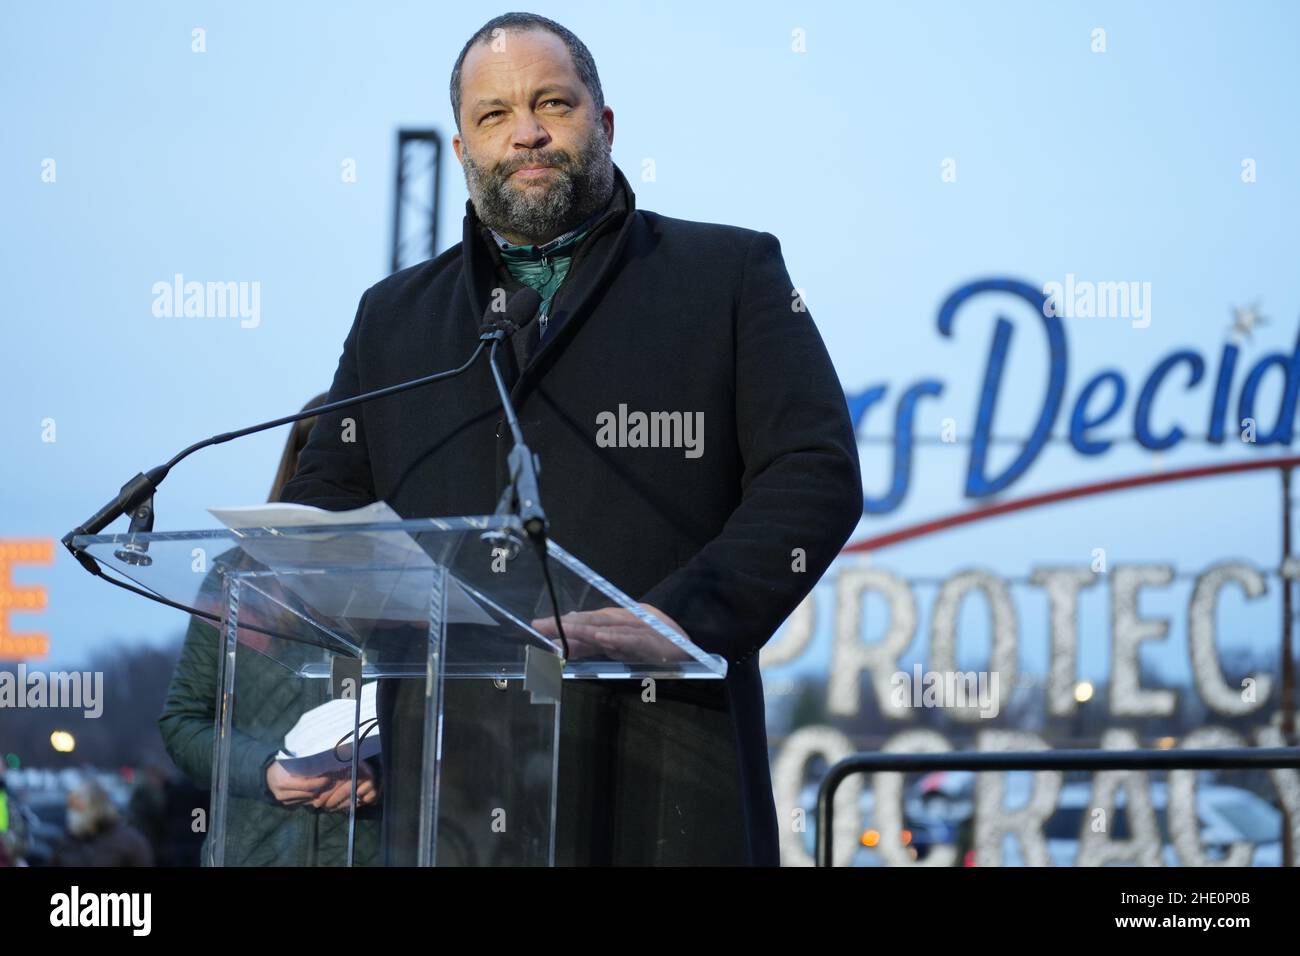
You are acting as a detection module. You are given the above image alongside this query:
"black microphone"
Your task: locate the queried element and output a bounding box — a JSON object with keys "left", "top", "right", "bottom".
{"left": 478, "top": 285, "right": 542, "bottom": 342}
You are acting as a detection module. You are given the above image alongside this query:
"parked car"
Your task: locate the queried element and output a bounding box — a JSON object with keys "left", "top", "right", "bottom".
{"left": 12, "top": 796, "right": 66, "bottom": 866}
{"left": 904, "top": 771, "right": 1283, "bottom": 866}
{"left": 800, "top": 781, "right": 926, "bottom": 865}
{"left": 1000, "top": 780, "right": 1282, "bottom": 867}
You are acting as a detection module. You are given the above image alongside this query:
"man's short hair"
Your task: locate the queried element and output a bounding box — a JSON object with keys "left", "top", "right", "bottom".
{"left": 449, "top": 12, "right": 605, "bottom": 133}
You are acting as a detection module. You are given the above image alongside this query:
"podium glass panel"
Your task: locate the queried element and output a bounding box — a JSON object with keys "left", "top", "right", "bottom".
{"left": 73, "top": 516, "right": 727, "bottom": 866}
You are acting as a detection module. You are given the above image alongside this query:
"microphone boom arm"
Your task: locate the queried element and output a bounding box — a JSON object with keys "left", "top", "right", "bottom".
{"left": 61, "top": 341, "right": 488, "bottom": 561}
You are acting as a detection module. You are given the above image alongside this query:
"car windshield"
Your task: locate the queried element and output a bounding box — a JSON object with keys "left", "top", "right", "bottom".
{"left": 1046, "top": 793, "right": 1280, "bottom": 845}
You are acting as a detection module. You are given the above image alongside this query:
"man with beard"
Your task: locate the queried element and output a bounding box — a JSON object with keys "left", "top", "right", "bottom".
{"left": 281, "top": 12, "right": 861, "bottom": 866}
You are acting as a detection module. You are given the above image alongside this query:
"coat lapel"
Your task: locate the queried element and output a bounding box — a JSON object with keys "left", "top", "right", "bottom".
{"left": 460, "top": 204, "right": 494, "bottom": 330}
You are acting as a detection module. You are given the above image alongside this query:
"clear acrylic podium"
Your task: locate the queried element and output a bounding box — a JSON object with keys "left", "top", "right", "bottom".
{"left": 72, "top": 515, "right": 726, "bottom": 866}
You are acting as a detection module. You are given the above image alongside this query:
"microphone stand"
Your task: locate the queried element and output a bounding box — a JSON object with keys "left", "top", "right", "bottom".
{"left": 478, "top": 320, "right": 570, "bottom": 659}
{"left": 61, "top": 288, "right": 569, "bottom": 655}
{"left": 61, "top": 288, "right": 571, "bottom": 869}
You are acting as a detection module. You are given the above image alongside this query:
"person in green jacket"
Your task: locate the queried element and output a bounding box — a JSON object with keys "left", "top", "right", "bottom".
{"left": 158, "top": 395, "right": 381, "bottom": 866}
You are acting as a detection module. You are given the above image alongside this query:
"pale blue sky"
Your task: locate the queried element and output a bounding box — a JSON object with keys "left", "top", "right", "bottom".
{"left": 3, "top": 0, "right": 1298, "bottom": 687}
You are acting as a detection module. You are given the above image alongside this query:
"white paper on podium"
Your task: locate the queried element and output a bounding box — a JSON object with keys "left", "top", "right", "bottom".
{"left": 208, "top": 501, "right": 496, "bottom": 625}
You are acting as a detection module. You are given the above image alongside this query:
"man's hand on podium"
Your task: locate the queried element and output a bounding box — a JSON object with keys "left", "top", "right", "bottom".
{"left": 531, "top": 603, "right": 693, "bottom": 663}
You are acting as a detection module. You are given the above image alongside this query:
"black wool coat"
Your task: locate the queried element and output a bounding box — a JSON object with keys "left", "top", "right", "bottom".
{"left": 280, "top": 163, "right": 862, "bottom": 866}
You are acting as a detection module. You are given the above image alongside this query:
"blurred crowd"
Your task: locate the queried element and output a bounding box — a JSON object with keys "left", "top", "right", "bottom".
{"left": 0, "top": 764, "right": 204, "bottom": 867}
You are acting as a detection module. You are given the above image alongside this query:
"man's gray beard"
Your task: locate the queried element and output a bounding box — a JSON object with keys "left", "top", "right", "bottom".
{"left": 462, "top": 124, "right": 614, "bottom": 245}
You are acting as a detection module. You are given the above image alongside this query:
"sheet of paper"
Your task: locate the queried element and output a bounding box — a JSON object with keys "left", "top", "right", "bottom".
{"left": 277, "top": 681, "right": 381, "bottom": 776}
{"left": 210, "top": 500, "right": 398, "bottom": 531}
{"left": 208, "top": 501, "right": 496, "bottom": 625}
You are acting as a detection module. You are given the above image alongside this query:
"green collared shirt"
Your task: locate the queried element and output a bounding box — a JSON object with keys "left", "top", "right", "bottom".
{"left": 488, "top": 216, "right": 597, "bottom": 337}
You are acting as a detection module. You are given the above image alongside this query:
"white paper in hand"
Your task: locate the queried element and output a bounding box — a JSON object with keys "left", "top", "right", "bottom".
{"left": 277, "top": 681, "right": 381, "bottom": 776}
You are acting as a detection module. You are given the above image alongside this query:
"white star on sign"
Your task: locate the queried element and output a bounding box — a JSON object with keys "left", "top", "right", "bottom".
{"left": 1230, "top": 302, "right": 1268, "bottom": 343}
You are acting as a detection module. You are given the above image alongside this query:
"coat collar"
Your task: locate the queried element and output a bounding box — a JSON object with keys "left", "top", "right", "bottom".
{"left": 461, "top": 162, "right": 638, "bottom": 395}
